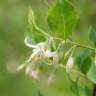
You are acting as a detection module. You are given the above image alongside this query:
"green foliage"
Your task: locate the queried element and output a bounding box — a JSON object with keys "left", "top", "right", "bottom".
{"left": 26, "top": 8, "right": 45, "bottom": 44}
{"left": 89, "top": 27, "right": 96, "bottom": 46}
{"left": 23, "top": 1, "right": 96, "bottom": 96}
{"left": 1, "top": 0, "right": 96, "bottom": 96}
{"left": 47, "top": 0, "right": 79, "bottom": 39}
{"left": 76, "top": 49, "right": 92, "bottom": 74}
{"left": 78, "top": 85, "right": 91, "bottom": 96}
{"left": 68, "top": 76, "right": 79, "bottom": 96}
{"left": 87, "top": 65, "right": 96, "bottom": 84}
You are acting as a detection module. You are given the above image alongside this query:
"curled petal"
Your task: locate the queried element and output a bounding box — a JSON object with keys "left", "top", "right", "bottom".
{"left": 37, "top": 42, "right": 47, "bottom": 52}
{"left": 24, "top": 37, "right": 37, "bottom": 48}
{"left": 37, "top": 42, "right": 45, "bottom": 47}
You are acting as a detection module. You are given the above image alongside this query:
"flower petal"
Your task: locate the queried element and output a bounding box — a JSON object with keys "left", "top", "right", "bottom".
{"left": 27, "top": 50, "right": 39, "bottom": 62}
{"left": 17, "top": 63, "right": 26, "bottom": 71}
{"left": 25, "top": 65, "right": 31, "bottom": 75}
{"left": 24, "top": 37, "right": 37, "bottom": 48}
{"left": 45, "top": 50, "right": 56, "bottom": 57}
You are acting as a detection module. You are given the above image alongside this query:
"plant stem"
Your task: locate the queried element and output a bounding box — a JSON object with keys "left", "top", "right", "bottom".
{"left": 59, "top": 64, "right": 87, "bottom": 80}
{"left": 53, "top": 37, "right": 95, "bottom": 51}
{"left": 45, "top": 63, "right": 91, "bottom": 83}
{"left": 34, "top": 25, "right": 51, "bottom": 38}
{"left": 67, "top": 40, "right": 95, "bottom": 51}
{"left": 56, "top": 40, "right": 65, "bottom": 51}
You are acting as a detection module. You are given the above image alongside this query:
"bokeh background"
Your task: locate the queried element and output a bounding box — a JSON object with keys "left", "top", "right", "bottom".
{"left": 0, "top": 0, "right": 96, "bottom": 96}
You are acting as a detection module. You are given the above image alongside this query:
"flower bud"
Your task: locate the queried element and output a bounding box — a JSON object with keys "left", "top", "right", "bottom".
{"left": 66, "top": 56, "right": 74, "bottom": 73}
{"left": 29, "top": 69, "right": 40, "bottom": 81}
{"left": 17, "top": 63, "right": 26, "bottom": 72}
{"left": 25, "top": 65, "right": 31, "bottom": 75}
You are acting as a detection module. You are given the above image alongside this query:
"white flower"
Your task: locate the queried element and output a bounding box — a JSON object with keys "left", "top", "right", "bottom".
{"left": 17, "top": 37, "right": 59, "bottom": 80}
{"left": 66, "top": 56, "right": 74, "bottom": 73}
{"left": 24, "top": 37, "right": 57, "bottom": 62}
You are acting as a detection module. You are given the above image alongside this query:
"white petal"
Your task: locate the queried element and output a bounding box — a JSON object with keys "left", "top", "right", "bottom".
{"left": 27, "top": 50, "right": 39, "bottom": 62}
{"left": 24, "top": 37, "right": 37, "bottom": 48}
{"left": 37, "top": 42, "right": 45, "bottom": 48}
{"left": 45, "top": 51, "right": 56, "bottom": 57}
{"left": 66, "top": 56, "right": 74, "bottom": 73}
{"left": 25, "top": 65, "right": 31, "bottom": 75}
{"left": 37, "top": 42, "right": 46, "bottom": 51}
{"left": 17, "top": 63, "right": 26, "bottom": 71}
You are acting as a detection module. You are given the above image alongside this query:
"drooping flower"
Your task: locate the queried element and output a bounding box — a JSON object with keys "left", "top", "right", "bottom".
{"left": 17, "top": 37, "right": 59, "bottom": 79}
{"left": 24, "top": 37, "right": 57, "bottom": 62}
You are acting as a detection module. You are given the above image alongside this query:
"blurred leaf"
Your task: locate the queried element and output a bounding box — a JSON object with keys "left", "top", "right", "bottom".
{"left": 76, "top": 49, "right": 92, "bottom": 74}
{"left": 26, "top": 8, "right": 45, "bottom": 44}
{"left": 87, "top": 65, "right": 96, "bottom": 84}
{"left": 38, "top": 91, "right": 44, "bottom": 96}
{"left": 26, "top": 27, "right": 45, "bottom": 44}
{"left": 69, "top": 77, "right": 79, "bottom": 96}
{"left": 78, "top": 85, "right": 91, "bottom": 96}
{"left": 47, "top": 0, "right": 79, "bottom": 39}
{"left": 89, "top": 27, "right": 96, "bottom": 46}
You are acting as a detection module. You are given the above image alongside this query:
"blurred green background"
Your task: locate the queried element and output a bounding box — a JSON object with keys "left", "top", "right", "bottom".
{"left": 0, "top": 0, "right": 96, "bottom": 96}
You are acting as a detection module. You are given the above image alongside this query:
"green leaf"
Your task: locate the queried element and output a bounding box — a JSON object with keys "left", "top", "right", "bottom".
{"left": 26, "top": 8, "right": 45, "bottom": 44}
{"left": 89, "top": 27, "right": 96, "bottom": 46}
{"left": 87, "top": 65, "right": 96, "bottom": 84}
{"left": 76, "top": 49, "right": 92, "bottom": 74}
{"left": 38, "top": 91, "right": 44, "bottom": 96}
{"left": 47, "top": 0, "right": 79, "bottom": 39}
{"left": 78, "top": 85, "right": 91, "bottom": 96}
{"left": 69, "top": 77, "right": 79, "bottom": 96}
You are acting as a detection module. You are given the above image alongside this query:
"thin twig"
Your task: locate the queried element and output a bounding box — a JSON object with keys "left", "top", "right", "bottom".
{"left": 53, "top": 37, "right": 95, "bottom": 51}
{"left": 67, "top": 40, "right": 95, "bottom": 51}
{"left": 45, "top": 62, "right": 91, "bottom": 82}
